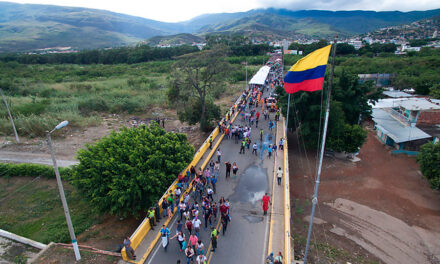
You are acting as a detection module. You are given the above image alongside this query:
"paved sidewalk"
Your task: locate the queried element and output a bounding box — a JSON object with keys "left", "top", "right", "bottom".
{"left": 0, "top": 151, "right": 78, "bottom": 167}
{"left": 267, "top": 118, "right": 286, "bottom": 259}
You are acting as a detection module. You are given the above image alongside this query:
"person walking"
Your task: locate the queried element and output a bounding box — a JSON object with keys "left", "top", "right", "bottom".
{"left": 185, "top": 246, "right": 194, "bottom": 264}
{"left": 171, "top": 231, "right": 186, "bottom": 252}
{"left": 216, "top": 149, "right": 222, "bottom": 163}
{"left": 232, "top": 162, "right": 238, "bottom": 178}
{"left": 209, "top": 136, "right": 213, "bottom": 149}
{"left": 221, "top": 213, "right": 230, "bottom": 236}
{"left": 189, "top": 233, "right": 198, "bottom": 252}
{"left": 261, "top": 193, "right": 271, "bottom": 215}
{"left": 192, "top": 217, "right": 202, "bottom": 238}
{"left": 224, "top": 161, "right": 231, "bottom": 178}
{"left": 210, "top": 227, "right": 218, "bottom": 252}
{"left": 196, "top": 240, "right": 205, "bottom": 256}
{"left": 196, "top": 254, "right": 207, "bottom": 264}
{"left": 277, "top": 167, "right": 283, "bottom": 186}
{"left": 185, "top": 219, "right": 193, "bottom": 235}
{"left": 260, "top": 129, "right": 264, "bottom": 142}
{"left": 279, "top": 138, "right": 284, "bottom": 150}
{"left": 274, "top": 251, "right": 283, "bottom": 264}
{"left": 252, "top": 143, "right": 258, "bottom": 155}
{"left": 204, "top": 206, "right": 212, "bottom": 230}
{"left": 239, "top": 139, "right": 246, "bottom": 154}
{"left": 160, "top": 225, "right": 170, "bottom": 252}
{"left": 268, "top": 145, "right": 273, "bottom": 159}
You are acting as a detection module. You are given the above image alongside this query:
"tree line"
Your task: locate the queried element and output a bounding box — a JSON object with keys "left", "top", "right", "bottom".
{"left": 0, "top": 45, "right": 200, "bottom": 65}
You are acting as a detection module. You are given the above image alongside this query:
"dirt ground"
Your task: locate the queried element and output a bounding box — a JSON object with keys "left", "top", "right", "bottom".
{"left": 289, "top": 127, "right": 440, "bottom": 264}
{"left": 32, "top": 244, "right": 120, "bottom": 264}
{"left": 0, "top": 110, "right": 208, "bottom": 161}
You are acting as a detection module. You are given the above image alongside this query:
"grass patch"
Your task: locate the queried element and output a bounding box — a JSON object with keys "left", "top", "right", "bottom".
{"left": 0, "top": 61, "right": 172, "bottom": 138}
{"left": 0, "top": 177, "right": 101, "bottom": 244}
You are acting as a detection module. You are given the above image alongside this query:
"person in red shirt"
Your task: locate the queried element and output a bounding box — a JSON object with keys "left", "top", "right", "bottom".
{"left": 256, "top": 111, "right": 260, "bottom": 120}
{"left": 219, "top": 203, "right": 228, "bottom": 215}
{"left": 261, "top": 193, "right": 271, "bottom": 215}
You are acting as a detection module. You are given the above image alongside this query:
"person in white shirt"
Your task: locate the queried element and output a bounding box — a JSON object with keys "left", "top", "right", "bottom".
{"left": 192, "top": 217, "right": 202, "bottom": 237}
{"left": 216, "top": 149, "right": 222, "bottom": 163}
{"left": 196, "top": 254, "right": 207, "bottom": 264}
{"left": 277, "top": 167, "right": 283, "bottom": 185}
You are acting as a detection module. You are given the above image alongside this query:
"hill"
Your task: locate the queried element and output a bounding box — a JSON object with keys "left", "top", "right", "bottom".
{"left": 199, "top": 8, "right": 440, "bottom": 39}
{"left": 0, "top": 1, "right": 181, "bottom": 52}
{"left": 1, "top": 1, "right": 440, "bottom": 52}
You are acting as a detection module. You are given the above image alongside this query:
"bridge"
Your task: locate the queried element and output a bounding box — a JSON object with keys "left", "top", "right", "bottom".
{"left": 121, "top": 53, "right": 293, "bottom": 264}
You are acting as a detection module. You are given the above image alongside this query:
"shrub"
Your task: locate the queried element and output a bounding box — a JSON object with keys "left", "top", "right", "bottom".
{"left": 78, "top": 96, "right": 109, "bottom": 114}
{"left": 70, "top": 123, "right": 194, "bottom": 217}
{"left": 417, "top": 142, "right": 440, "bottom": 190}
{"left": 0, "top": 163, "right": 73, "bottom": 180}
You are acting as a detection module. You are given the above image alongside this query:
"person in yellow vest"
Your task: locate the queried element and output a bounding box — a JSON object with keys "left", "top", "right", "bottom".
{"left": 148, "top": 207, "right": 156, "bottom": 230}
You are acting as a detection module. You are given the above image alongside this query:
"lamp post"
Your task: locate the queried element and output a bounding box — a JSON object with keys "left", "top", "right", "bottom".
{"left": 46, "top": 120, "right": 81, "bottom": 261}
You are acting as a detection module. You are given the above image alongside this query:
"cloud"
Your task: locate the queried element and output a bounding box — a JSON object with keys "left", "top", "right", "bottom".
{"left": 254, "top": 0, "right": 440, "bottom": 12}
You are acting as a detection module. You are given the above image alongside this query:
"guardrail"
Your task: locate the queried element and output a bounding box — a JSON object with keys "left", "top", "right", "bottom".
{"left": 122, "top": 95, "right": 245, "bottom": 262}
{"left": 283, "top": 117, "right": 292, "bottom": 263}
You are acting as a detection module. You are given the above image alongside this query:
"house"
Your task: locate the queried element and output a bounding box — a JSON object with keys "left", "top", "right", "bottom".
{"left": 370, "top": 98, "right": 440, "bottom": 154}
{"left": 358, "top": 73, "right": 394, "bottom": 87}
{"left": 382, "top": 90, "right": 413, "bottom": 98}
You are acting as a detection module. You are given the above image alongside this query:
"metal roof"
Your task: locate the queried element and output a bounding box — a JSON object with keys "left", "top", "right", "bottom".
{"left": 249, "top": 66, "right": 271, "bottom": 85}
{"left": 383, "top": 90, "right": 412, "bottom": 98}
{"left": 370, "top": 98, "right": 440, "bottom": 110}
{"left": 372, "top": 109, "right": 432, "bottom": 143}
{"left": 398, "top": 98, "right": 440, "bottom": 110}
{"left": 369, "top": 98, "right": 405, "bottom": 109}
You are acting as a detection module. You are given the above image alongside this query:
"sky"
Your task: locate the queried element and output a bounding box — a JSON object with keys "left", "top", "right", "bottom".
{"left": 6, "top": 0, "right": 440, "bottom": 22}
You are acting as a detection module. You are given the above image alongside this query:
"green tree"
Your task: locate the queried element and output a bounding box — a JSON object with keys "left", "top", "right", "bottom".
{"left": 336, "top": 43, "right": 356, "bottom": 55}
{"left": 430, "top": 84, "right": 440, "bottom": 99}
{"left": 333, "top": 70, "right": 382, "bottom": 124}
{"left": 168, "top": 47, "right": 231, "bottom": 130}
{"left": 276, "top": 71, "right": 371, "bottom": 152}
{"left": 70, "top": 124, "right": 194, "bottom": 217}
{"left": 417, "top": 142, "right": 440, "bottom": 190}
{"left": 328, "top": 124, "right": 367, "bottom": 153}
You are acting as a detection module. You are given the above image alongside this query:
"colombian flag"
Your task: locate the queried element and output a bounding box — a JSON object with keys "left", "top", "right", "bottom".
{"left": 284, "top": 45, "right": 331, "bottom": 94}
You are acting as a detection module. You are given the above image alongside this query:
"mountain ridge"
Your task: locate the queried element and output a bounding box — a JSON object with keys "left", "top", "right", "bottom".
{"left": 0, "top": 1, "right": 439, "bottom": 52}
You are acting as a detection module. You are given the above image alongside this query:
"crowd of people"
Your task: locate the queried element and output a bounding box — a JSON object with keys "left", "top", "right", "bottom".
{"left": 125, "top": 53, "right": 286, "bottom": 264}
{"left": 159, "top": 162, "right": 233, "bottom": 264}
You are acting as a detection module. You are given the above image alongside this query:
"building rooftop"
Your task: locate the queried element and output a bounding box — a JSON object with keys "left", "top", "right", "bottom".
{"left": 383, "top": 90, "right": 413, "bottom": 98}
{"left": 398, "top": 98, "right": 440, "bottom": 111}
{"left": 419, "top": 125, "right": 440, "bottom": 138}
{"left": 372, "top": 109, "right": 432, "bottom": 143}
{"left": 370, "top": 98, "right": 440, "bottom": 110}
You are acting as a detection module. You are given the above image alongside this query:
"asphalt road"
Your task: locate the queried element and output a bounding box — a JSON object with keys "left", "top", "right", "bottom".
{"left": 146, "top": 103, "right": 277, "bottom": 264}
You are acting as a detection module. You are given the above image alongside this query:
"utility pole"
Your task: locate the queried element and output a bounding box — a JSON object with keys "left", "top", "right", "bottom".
{"left": 47, "top": 121, "right": 81, "bottom": 261}
{"left": 245, "top": 61, "right": 248, "bottom": 91}
{"left": 0, "top": 88, "right": 19, "bottom": 143}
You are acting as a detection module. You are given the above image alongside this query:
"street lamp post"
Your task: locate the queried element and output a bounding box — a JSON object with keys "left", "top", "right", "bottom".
{"left": 46, "top": 120, "right": 81, "bottom": 261}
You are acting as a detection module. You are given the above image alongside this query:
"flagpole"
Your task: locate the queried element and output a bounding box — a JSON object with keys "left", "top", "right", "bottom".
{"left": 285, "top": 94, "right": 290, "bottom": 138}
{"left": 303, "top": 37, "right": 337, "bottom": 264}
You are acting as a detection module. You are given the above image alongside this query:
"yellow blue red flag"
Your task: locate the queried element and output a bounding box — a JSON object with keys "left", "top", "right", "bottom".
{"left": 284, "top": 45, "right": 331, "bottom": 94}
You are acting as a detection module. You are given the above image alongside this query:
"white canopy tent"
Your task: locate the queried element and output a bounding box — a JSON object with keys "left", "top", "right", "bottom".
{"left": 249, "top": 65, "right": 271, "bottom": 85}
